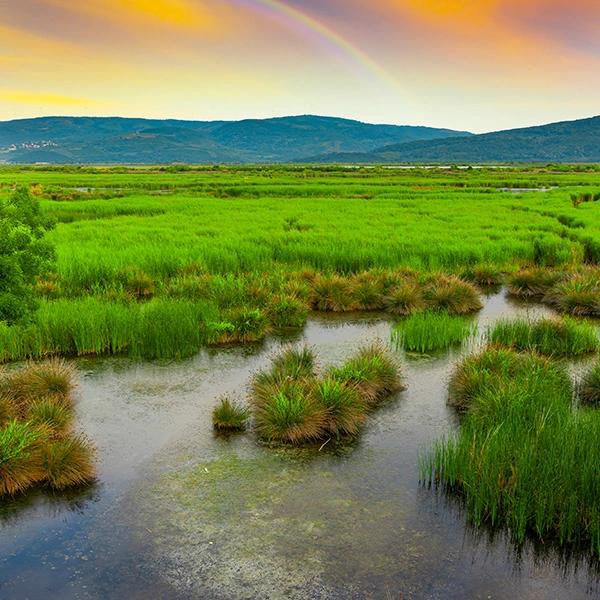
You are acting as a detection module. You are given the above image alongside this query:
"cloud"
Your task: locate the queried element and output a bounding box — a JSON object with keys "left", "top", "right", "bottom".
{"left": 0, "top": 90, "right": 101, "bottom": 107}
{"left": 42, "top": 0, "right": 219, "bottom": 32}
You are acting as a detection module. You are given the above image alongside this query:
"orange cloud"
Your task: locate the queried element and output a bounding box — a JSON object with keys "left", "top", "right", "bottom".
{"left": 43, "top": 0, "right": 219, "bottom": 31}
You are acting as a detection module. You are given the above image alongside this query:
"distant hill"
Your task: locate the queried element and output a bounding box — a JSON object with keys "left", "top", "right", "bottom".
{"left": 306, "top": 116, "right": 600, "bottom": 163}
{"left": 0, "top": 115, "right": 470, "bottom": 164}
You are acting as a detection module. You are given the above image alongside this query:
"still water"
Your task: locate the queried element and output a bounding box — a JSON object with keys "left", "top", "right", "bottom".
{"left": 0, "top": 291, "right": 597, "bottom": 599}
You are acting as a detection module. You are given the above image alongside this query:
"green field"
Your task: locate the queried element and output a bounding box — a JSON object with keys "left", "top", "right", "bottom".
{"left": 0, "top": 164, "right": 599, "bottom": 360}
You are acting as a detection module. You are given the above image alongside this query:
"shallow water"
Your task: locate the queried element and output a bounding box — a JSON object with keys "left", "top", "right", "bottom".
{"left": 0, "top": 291, "right": 598, "bottom": 599}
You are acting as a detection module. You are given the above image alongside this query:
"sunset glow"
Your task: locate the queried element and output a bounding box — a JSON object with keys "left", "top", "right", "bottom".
{"left": 1, "top": 0, "right": 599, "bottom": 131}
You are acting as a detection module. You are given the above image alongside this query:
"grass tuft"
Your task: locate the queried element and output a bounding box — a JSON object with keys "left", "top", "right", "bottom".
{"left": 329, "top": 342, "right": 404, "bottom": 406}
{"left": 393, "top": 311, "right": 475, "bottom": 353}
{"left": 313, "top": 378, "right": 367, "bottom": 436}
{"left": 489, "top": 317, "right": 599, "bottom": 357}
{"left": 579, "top": 363, "right": 600, "bottom": 406}
{"left": 0, "top": 421, "right": 45, "bottom": 496}
{"left": 40, "top": 435, "right": 95, "bottom": 490}
{"left": 212, "top": 397, "right": 249, "bottom": 432}
{"left": 423, "top": 276, "right": 482, "bottom": 315}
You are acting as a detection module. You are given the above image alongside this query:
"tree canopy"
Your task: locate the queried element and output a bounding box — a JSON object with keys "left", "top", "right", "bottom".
{"left": 0, "top": 187, "right": 54, "bottom": 323}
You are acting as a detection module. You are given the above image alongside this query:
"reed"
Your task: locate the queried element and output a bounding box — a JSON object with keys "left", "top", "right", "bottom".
{"left": 489, "top": 317, "right": 599, "bottom": 357}
{"left": 393, "top": 311, "right": 475, "bottom": 353}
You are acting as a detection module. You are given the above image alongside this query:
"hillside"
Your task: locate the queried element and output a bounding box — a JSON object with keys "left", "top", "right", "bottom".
{"left": 0, "top": 115, "right": 470, "bottom": 164}
{"left": 306, "top": 115, "right": 600, "bottom": 163}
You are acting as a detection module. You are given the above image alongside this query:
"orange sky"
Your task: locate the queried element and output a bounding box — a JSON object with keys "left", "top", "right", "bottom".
{"left": 1, "top": 0, "right": 599, "bottom": 131}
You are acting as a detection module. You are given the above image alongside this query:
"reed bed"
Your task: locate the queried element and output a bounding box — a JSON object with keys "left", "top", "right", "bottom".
{"left": 488, "top": 317, "right": 599, "bottom": 357}
{"left": 425, "top": 348, "right": 600, "bottom": 557}
{"left": 393, "top": 311, "right": 476, "bottom": 353}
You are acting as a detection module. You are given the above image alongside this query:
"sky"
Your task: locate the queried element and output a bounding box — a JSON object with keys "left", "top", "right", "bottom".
{"left": 1, "top": 0, "right": 599, "bottom": 132}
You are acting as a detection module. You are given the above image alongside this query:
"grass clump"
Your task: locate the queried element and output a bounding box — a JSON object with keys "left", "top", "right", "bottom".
{"left": 489, "top": 317, "right": 599, "bottom": 357}
{"left": 383, "top": 282, "right": 425, "bottom": 316}
{"left": 252, "top": 379, "right": 327, "bottom": 444}
{"left": 545, "top": 271, "right": 600, "bottom": 317}
{"left": 40, "top": 435, "right": 95, "bottom": 490}
{"left": 0, "top": 421, "right": 45, "bottom": 496}
{"left": 266, "top": 295, "right": 308, "bottom": 329}
{"left": 579, "top": 363, "right": 600, "bottom": 406}
{"left": 0, "top": 361, "right": 95, "bottom": 496}
{"left": 507, "top": 268, "right": 565, "bottom": 299}
{"left": 310, "top": 275, "right": 355, "bottom": 312}
{"left": 447, "top": 347, "right": 571, "bottom": 412}
{"left": 212, "top": 397, "right": 249, "bottom": 432}
{"left": 328, "top": 343, "right": 404, "bottom": 406}
{"left": 3, "top": 359, "right": 75, "bottom": 411}
{"left": 460, "top": 264, "right": 504, "bottom": 287}
{"left": 393, "top": 311, "right": 475, "bottom": 353}
{"left": 425, "top": 348, "right": 600, "bottom": 557}
{"left": 249, "top": 342, "right": 403, "bottom": 444}
{"left": 351, "top": 273, "right": 385, "bottom": 311}
{"left": 423, "top": 276, "right": 482, "bottom": 315}
{"left": 313, "top": 378, "right": 367, "bottom": 436}
{"left": 27, "top": 399, "right": 72, "bottom": 434}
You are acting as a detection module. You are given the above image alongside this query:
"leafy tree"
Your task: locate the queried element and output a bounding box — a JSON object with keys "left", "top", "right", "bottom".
{"left": 0, "top": 187, "right": 55, "bottom": 323}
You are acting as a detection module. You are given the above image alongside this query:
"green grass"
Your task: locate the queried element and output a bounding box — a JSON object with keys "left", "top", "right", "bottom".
{"left": 212, "top": 397, "right": 249, "bottom": 432}
{"left": 447, "top": 347, "right": 571, "bottom": 412}
{"left": 489, "top": 317, "right": 599, "bottom": 357}
{"left": 250, "top": 343, "right": 403, "bottom": 444}
{"left": 579, "top": 363, "right": 600, "bottom": 406}
{"left": 424, "top": 349, "right": 600, "bottom": 557}
{"left": 328, "top": 343, "right": 404, "bottom": 406}
{"left": 393, "top": 311, "right": 476, "bottom": 353}
{"left": 1, "top": 166, "right": 600, "bottom": 360}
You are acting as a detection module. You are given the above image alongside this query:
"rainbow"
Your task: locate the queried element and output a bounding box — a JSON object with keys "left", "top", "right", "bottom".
{"left": 231, "top": 0, "right": 396, "bottom": 88}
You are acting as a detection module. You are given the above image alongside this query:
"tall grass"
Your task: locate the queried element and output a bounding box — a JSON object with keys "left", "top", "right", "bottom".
{"left": 393, "top": 311, "right": 476, "bottom": 353}
{"left": 489, "top": 317, "right": 599, "bottom": 357}
{"left": 425, "top": 349, "right": 600, "bottom": 556}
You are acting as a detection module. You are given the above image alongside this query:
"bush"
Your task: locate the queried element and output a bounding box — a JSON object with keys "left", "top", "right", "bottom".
{"left": 0, "top": 187, "right": 55, "bottom": 324}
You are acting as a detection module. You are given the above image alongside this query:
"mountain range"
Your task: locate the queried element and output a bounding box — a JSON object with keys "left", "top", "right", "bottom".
{"left": 0, "top": 115, "right": 469, "bottom": 164}
{"left": 0, "top": 114, "right": 598, "bottom": 164}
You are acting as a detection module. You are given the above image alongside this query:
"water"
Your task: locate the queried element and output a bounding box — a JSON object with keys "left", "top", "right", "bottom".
{"left": 0, "top": 291, "right": 598, "bottom": 599}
